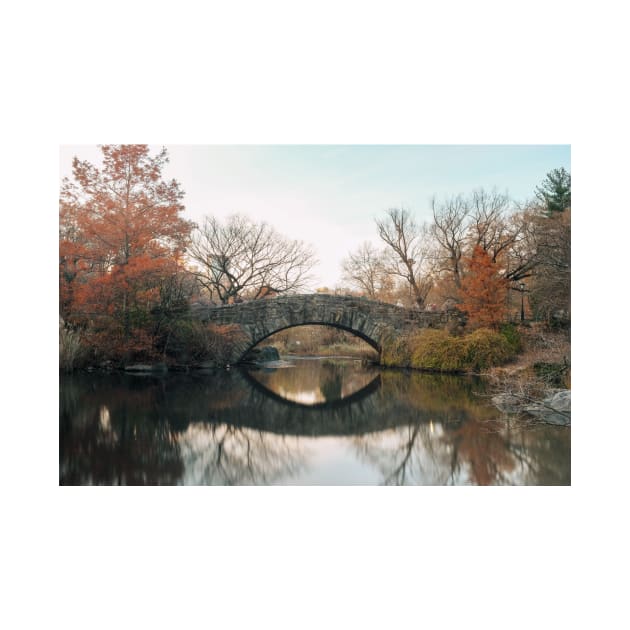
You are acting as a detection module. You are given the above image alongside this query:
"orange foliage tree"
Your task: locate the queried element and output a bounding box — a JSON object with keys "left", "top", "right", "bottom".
{"left": 459, "top": 245, "right": 508, "bottom": 329}
{"left": 60, "top": 145, "right": 194, "bottom": 360}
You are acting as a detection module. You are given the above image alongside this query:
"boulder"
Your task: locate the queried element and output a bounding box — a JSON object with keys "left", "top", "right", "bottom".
{"left": 544, "top": 390, "right": 571, "bottom": 414}
{"left": 524, "top": 389, "right": 571, "bottom": 426}
{"left": 241, "top": 346, "right": 280, "bottom": 364}
{"left": 124, "top": 363, "right": 168, "bottom": 373}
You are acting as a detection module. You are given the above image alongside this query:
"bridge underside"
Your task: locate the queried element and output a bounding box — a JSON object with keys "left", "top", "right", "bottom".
{"left": 240, "top": 322, "right": 381, "bottom": 361}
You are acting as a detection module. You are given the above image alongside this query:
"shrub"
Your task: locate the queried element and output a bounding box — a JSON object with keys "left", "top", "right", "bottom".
{"left": 462, "top": 328, "right": 512, "bottom": 371}
{"left": 165, "top": 321, "right": 247, "bottom": 364}
{"left": 499, "top": 323, "right": 522, "bottom": 354}
{"left": 409, "top": 329, "right": 468, "bottom": 371}
{"left": 533, "top": 361, "right": 570, "bottom": 386}
{"left": 380, "top": 333, "right": 413, "bottom": 368}
{"left": 381, "top": 327, "right": 516, "bottom": 373}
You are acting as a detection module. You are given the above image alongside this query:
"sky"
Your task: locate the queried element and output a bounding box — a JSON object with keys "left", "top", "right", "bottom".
{"left": 59, "top": 144, "right": 570, "bottom": 289}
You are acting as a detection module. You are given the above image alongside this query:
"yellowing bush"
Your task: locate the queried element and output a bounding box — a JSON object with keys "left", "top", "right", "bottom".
{"left": 381, "top": 327, "right": 515, "bottom": 372}
{"left": 463, "top": 328, "right": 512, "bottom": 371}
{"left": 409, "top": 329, "right": 468, "bottom": 371}
{"left": 380, "top": 333, "right": 413, "bottom": 367}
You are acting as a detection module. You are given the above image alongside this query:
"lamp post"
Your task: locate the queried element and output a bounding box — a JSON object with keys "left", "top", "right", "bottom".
{"left": 519, "top": 282, "right": 525, "bottom": 322}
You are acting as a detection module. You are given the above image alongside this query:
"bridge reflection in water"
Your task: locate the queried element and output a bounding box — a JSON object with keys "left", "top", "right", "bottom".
{"left": 59, "top": 360, "right": 571, "bottom": 486}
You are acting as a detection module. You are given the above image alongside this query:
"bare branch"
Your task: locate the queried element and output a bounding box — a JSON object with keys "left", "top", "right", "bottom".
{"left": 188, "top": 215, "right": 318, "bottom": 303}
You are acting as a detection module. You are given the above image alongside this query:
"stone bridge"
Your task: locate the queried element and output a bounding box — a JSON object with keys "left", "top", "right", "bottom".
{"left": 191, "top": 294, "right": 455, "bottom": 364}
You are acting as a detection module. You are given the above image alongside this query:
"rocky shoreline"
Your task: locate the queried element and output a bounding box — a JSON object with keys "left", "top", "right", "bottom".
{"left": 492, "top": 389, "right": 571, "bottom": 426}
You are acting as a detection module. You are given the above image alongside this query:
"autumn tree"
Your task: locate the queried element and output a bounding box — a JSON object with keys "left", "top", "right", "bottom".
{"left": 188, "top": 214, "right": 317, "bottom": 304}
{"left": 375, "top": 208, "right": 433, "bottom": 308}
{"left": 460, "top": 245, "right": 508, "bottom": 328}
{"left": 59, "top": 145, "right": 193, "bottom": 359}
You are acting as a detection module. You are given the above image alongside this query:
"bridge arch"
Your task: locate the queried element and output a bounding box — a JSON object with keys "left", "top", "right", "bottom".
{"left": 192, "top": 294, "right": 451, "bottom": 365}
{"left": 240, "top": 321, "right": 381, "bottom": 359}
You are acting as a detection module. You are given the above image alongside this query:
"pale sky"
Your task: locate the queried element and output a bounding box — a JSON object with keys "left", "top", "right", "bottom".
{"left": 59, "top": 144, "right": 570, "bottom": 289}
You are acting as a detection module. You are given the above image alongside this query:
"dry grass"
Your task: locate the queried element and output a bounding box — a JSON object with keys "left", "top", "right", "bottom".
{"left": 487, "top": 323, "right": 570, "bottom": 385}
{"left": 59, "top": 318, "right": 86, "bottom": 371}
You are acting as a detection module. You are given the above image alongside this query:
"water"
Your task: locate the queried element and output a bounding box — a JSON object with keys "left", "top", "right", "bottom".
{"left": 59, "top": 358, "right": 570, "bottom": 485}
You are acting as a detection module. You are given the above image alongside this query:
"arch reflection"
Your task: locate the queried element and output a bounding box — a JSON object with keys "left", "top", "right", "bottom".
{"left": 243, "top": 359, "right": 382, "bottom": 410}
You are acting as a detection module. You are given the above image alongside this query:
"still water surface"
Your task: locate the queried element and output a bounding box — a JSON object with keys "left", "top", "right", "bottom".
{"left": 59, "top": 358, "right": 570, "bottom": 485}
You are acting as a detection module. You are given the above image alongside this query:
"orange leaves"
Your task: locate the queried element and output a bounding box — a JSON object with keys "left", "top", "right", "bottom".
{"left": 460, "top": 245, "right": 508, "bottom": 329}
{"left": 59, "top": 145, "right": 194, "bottom": 360}
{"left": 62, "top": 144, "right": 191, "bottom": 269}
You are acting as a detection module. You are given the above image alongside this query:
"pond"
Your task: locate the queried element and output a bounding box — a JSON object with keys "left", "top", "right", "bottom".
{"left": 59, "top": 358, "right": 570, "bottom": 485}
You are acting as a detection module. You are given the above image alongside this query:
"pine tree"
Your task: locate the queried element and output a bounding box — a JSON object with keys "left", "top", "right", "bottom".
{"left": 535, "top": 167, "right": 571, "bottom": 215}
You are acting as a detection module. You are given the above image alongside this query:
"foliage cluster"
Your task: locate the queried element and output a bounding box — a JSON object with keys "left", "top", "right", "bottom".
{"left": 533, "top": 361, "right": 570, "bottom": 387}
{"left": 381, "top": 327, "right": 517, "bottom": 373}
{"left": 499, "top": 323, "right": 522, "bottom": 354}
{"left": 60, "top": 145, "right": 194, "bottom": 365}
{"left": 459, "top": 245, "right": 508, "bottom": 328}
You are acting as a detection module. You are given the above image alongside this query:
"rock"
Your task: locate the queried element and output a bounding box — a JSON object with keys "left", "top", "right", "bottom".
{"left": 525, "top": 389, "right": 571, "bottom": 426}
{"left": 492, "top": 389, "right": 571, "bottom": 426}
{"left": 241, "top": 346, "right": 280, "bottom": 364}
{"left": 492, "top": 394, "right": 523, "bottom": 414}
{"left": 544, "top": 390, "right": 571, "bottom": 414}
{"left": 124, "top": 363, "right": 168, "bottom": 373}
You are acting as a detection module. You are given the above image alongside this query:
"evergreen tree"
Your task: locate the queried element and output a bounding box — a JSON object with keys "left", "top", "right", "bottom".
{"left": 535, "top": 167, "right": 571, "bottom": 214}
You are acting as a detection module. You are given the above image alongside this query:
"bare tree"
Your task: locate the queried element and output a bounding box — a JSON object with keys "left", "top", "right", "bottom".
{"left": 429, "top": 195, "right": 470, "bottom": 292}
{"left": 501, "top": 205, "right": 539, "bottom": 283}
{"left": 188, "top": 215, "right": 318, "bottom": 303}
{"left": 468, "top": 189, "right": 516, "bottom": 260}
{"left": 429, "top": 190, "right": 538, "bottom": 311}
{"left": 341, "top": 242, "right": 389, "bottom": 299}
{"left": 529, "top": 207, "right": 571, "bottom": 322}
{"left": 375, "top": 208, "right": 433, "bottom": 308}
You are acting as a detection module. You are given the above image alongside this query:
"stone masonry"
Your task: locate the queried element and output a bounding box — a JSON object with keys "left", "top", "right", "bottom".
{"left": 191, "top": 294, "right": 456, "bottom": 364}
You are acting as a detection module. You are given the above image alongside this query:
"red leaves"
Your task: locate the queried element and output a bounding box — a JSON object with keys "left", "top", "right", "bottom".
{"left": 59, "top": 145, "right": 193, "bottom": 360}
{"left": 460, "top": 245, "right": 508, "bottom": 329}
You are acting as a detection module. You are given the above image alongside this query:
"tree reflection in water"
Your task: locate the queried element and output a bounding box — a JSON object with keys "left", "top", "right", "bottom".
{"left": 177, "top": 424, "right": 304, "bottom": 485}
{"left": 60, "top": 364, "right": 570, "bottom": 485}
{"left": 348, "top": 370, "right": 570, "bottom": 485}
{"left": 60, "top": 377, "right": 184, "bottom": 485}
{"left": 353, "top": 417, "right": 570, "bottom": 486}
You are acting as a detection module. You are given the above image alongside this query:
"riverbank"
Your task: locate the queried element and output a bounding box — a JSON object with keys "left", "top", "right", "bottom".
{"left": 483, "top": 324, "right": 570, "bottom": 425}
{"left": 484, "top": 324, "right": 570, "bottom": 385}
